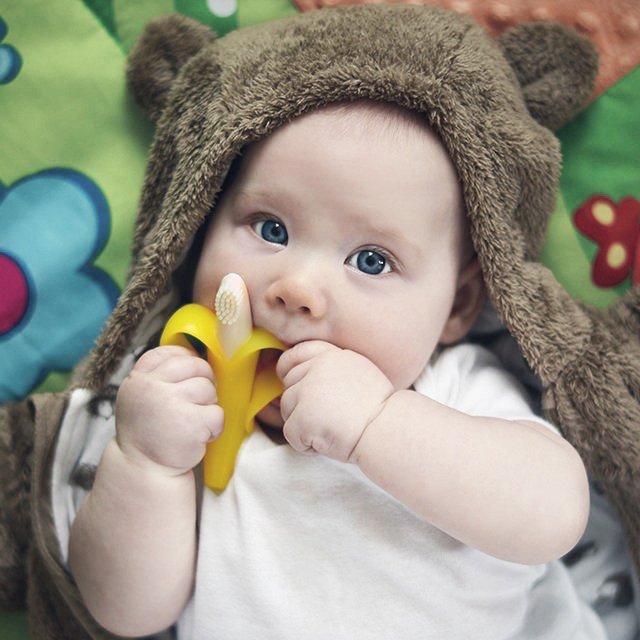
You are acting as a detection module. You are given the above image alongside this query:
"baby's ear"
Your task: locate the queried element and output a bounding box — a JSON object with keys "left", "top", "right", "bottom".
{"left": 440, "top": 258, "right": 485, "bottom": 346}
{"left": 498, "top": 22, "right": 598, "bottom": 131}
{"left": 127, "top": 14, "right": 217, "bottom": 122}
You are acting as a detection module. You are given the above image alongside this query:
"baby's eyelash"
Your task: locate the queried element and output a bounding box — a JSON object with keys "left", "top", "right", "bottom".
{"left": 369, "top": 245, "right": 397, "bottom": 265}
{"left": 347, "top": 246, "right": 399, "bottom": 275}
{"left": 243, "top": 212, "right": 282, "bottom": 235}
{"left": 244, "top": 212, "right": 279, "bottom": 226}
{"left": 375, "top": 246, "right": 397, "bottom": 267}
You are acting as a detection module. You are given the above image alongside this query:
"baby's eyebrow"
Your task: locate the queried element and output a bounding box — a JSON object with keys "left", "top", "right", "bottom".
{"left": 231, "top": 188, "right": 262, "bottom": 203}
{"left": 365, "top": 222, "right": 422, "bottom": 261}
{"left": 231, "top": 187, "right": 297, "bottom": 212}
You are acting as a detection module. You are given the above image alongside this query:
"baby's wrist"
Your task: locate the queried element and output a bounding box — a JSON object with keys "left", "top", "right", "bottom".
{"left": 349, "top": 389, "right": 404, "bottom": 465}
{"left": 111, "top": 438, "right": 192, "bottom": 480}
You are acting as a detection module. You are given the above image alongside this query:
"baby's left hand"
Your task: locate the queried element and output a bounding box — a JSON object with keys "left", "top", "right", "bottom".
{"left": 277, "top": 341, "right": 394, "bottom": 462}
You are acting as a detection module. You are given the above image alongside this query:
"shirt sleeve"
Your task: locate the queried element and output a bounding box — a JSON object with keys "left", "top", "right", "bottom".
{"left": 413, "top": 343, "right": 559, "bottom": 433}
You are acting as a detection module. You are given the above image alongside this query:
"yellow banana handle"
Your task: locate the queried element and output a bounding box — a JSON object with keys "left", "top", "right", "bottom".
{"left": 160, "top": 304, "right": 285, "bottom": 491}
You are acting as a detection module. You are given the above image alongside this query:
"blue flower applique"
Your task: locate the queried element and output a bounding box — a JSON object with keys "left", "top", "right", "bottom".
{"left": 0, "top": 169, "right": 119, "bottom": 401}
{"left": 0, "top": 17, "right": 22, "bottom": 84}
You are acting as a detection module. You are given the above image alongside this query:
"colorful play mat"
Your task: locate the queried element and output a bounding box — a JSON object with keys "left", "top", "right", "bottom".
{"left": 0, "top": 0, "right": 638, "bottom": 631}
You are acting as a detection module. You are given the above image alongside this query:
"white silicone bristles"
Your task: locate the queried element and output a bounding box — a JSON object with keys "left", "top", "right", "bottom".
{"left": 215, "top": 275, "right": 243, "bottom": 325}
{"left": 214, "top": 273, "right": 253, "bottom": 357}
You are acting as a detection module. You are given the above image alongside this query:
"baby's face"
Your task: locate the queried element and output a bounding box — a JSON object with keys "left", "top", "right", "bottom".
{"left": 193, "top": 106, "right": 467, "bottom": 426}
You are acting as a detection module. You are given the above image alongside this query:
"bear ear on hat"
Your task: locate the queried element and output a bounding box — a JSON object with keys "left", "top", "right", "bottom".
{"left": 498, "top": 22, "right": 598, "bottom": 131}
{"left": 127, "top": 14, "right": 217, "bottom": 122}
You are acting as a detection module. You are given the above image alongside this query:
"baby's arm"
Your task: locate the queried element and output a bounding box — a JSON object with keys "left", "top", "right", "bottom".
{"left": 353, "top": 391, "right": 589, "bottom": 564}
{"left": 278, "top": 341, "right": 589, "bottom": 565}
{"left": 69, "top": 346, "right": 223, "bottom": 637}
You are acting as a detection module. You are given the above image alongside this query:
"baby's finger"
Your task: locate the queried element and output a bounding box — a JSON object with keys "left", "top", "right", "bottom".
{"left": 184, "top": 402, "right": 224, "bottom": 441}
{"left": 194, "top": 403, "right": 225, "bottom": 442}
{"left": 282, "top": 410, "right": 317, "bottom": 456}
{"left": 279, "top": 386, "right": 298, "bottom": 423}
{"left": 145, "top": 351, "right": 214, "bottom": 384}
{"left": 279, "top": 358, "right": 314, "bottom": 391}
{"left": 134, "top": 345, "right": 196, "bottom": 374}
{"left": 178, "top": 376, "right": 218, "bottom": 405}
{"left": 276, "top": 340, "right": 338, "bottom": 381}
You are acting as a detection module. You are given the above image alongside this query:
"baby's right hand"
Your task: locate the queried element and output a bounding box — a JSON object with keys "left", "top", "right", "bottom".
{"left": 115, "top": 345, "right": 224, "bottom": 476}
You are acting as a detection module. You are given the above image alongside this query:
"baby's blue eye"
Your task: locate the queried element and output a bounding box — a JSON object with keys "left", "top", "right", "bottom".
{"left": 348, "top": 249, "right": 391, "bottom": 275}
{"left": 253, "top": 219, "right": 288, "bottom": 245}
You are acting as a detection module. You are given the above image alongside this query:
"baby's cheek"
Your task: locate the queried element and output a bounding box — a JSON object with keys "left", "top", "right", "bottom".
{"left": 375, "top": 339, "right": 435, "bottom": 391}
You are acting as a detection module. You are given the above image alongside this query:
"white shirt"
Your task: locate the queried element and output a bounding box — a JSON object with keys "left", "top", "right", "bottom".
{"left": 179, "top": 344, "right": 606, "bottom": 639}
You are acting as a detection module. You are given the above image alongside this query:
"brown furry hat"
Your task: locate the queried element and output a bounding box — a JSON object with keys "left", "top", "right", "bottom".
{"left": 2, "top": 5, "right": 639, "bottom": 639}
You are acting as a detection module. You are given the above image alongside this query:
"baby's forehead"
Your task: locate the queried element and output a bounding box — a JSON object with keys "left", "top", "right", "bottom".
{"left": 294, "top": 102, "right": 466, "bottom": 214}
{"left": 239, "top": 100, "right": 459, "bottom": 184}
{"left": 231, "top": 100, "right": 465, "bottom": 198}
{"left": 290, "top": 101, "right": 446, "bottom": 151}
{"left": 310, "top": 100, "right": 432, "bottom": 132}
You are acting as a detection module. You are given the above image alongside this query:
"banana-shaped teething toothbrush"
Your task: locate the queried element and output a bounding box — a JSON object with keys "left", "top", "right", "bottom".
{"left": 160, "top": 274, "right": 285, "bottom": 491}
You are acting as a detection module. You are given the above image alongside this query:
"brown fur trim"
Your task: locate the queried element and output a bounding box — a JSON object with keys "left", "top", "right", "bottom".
{"left": 544, "top": 328, "right": 640, "bottom": 570}
{"left": 0, "top": 398, "right": 34, "bottom": 610}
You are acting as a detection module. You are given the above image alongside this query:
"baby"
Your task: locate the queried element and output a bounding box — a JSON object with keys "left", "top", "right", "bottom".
{"left": 68, "top": 100, "right": 603, "bottom": 639}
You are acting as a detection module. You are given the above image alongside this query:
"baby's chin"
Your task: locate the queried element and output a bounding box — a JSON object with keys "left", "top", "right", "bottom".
{"left": 256, "top": 399, "right": 284, "bottom": 430}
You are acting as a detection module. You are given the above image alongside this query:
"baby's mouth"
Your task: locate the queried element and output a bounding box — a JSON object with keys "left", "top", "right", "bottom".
{"left": 255, "top": 348, "right": 284, "bottom": 428}
{"left": 256, "top": 348, "right": 282, "bottom": 376}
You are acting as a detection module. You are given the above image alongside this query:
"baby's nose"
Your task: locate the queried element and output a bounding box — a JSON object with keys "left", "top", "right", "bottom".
{"left": 265, "top": 273, "right": 328, "bottom": 319}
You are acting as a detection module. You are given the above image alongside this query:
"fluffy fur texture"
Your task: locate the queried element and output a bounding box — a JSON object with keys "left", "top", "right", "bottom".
{"left": 1, "top": 6, "right": 638, "bottom": 638}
